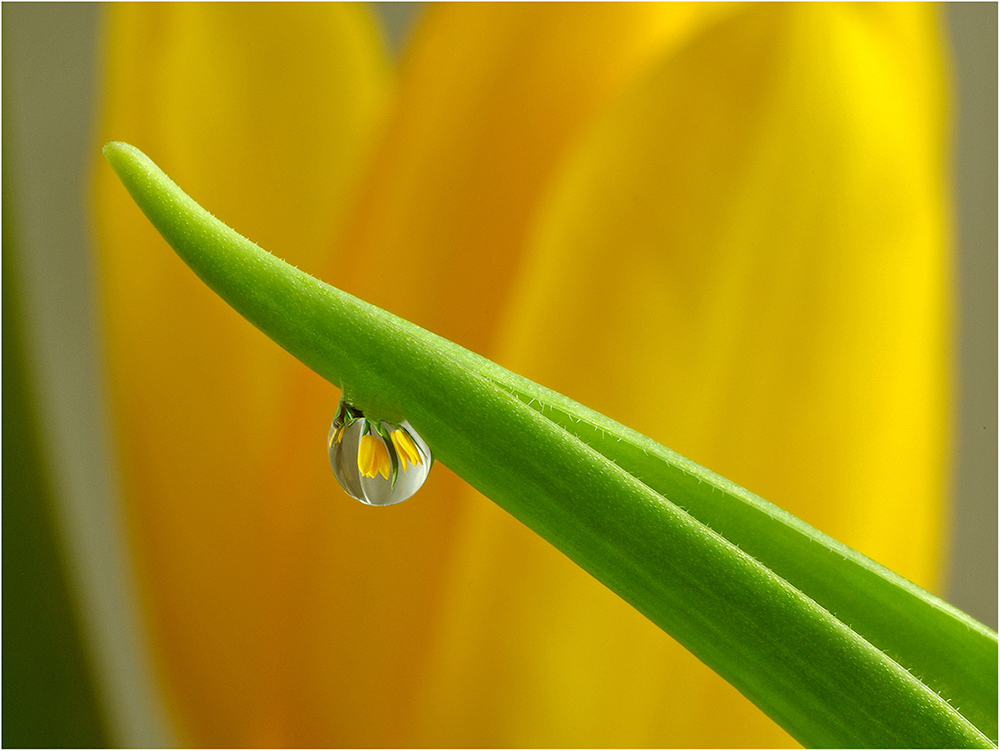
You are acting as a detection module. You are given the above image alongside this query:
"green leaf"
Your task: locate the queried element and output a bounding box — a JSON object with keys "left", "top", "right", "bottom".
{"left": 102, "top": 141, "right": 997, "bottom": 749}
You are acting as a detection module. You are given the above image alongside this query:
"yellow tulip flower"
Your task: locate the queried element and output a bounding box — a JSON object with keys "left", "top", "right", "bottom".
{"left": 94, "top": 3, "right": 952, "bottom": 747}
{"left": 357, "top": 434, "right": 391, "bottom": 480}
{"left": 391, "top": 429, "right": 424, "bottom": 471}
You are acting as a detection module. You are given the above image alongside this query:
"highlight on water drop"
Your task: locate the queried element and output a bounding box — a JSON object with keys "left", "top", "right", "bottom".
{"left": 327, "top": 398, "right": 432, "bottom": 506}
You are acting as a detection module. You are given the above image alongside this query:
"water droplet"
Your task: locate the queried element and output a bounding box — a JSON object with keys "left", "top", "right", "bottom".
{"left": 327, "top": 398, "right": 432, "bottom": 506}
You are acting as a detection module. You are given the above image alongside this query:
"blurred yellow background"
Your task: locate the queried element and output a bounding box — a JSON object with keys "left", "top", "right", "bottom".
{"left": 3, "top": 3, "right": 996, "bottom": 747}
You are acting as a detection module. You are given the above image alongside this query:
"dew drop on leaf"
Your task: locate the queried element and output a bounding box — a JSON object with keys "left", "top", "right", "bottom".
{"left": 327, "top": 399, "right": 432, "bottom": 506}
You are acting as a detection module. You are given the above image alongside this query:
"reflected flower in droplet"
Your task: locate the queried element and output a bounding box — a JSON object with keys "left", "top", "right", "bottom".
{"left": 327, "top": 398, "right": 432, "bottom": 506}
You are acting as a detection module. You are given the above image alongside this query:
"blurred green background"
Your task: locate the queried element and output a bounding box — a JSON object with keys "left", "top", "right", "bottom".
{"left": 3, "top": 3, "right": 995, "bottom": 747}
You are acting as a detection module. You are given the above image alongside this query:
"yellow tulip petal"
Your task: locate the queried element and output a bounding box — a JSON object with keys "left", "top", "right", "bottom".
{"left": 391, "top": 429, "right": 422, "bottom": 470}
{"left": 375, "top": 440, "right": 391, "bottom": 480}
{"left": 332, "top": 3, "right": 732, "bottom": 352}
{"left": 357, "top": 434, "right": 375, "bottom": 477}
{"left": 415, "top": 4, "right": 951, "bottom": 747}
{"left": 511, "top": 2, "right": 951, "bottom": 588}
{"left": 94, "top": 4, "right": 393, "bottom": 746}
